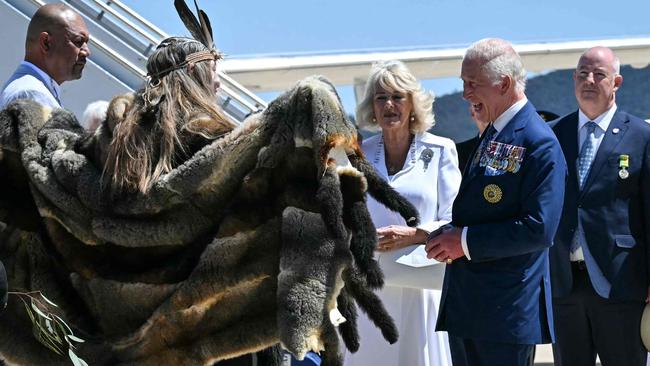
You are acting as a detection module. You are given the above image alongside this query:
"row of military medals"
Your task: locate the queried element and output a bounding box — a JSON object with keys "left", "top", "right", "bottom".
{"left": 480, "top": 141, "right": 525, "bottom": 173}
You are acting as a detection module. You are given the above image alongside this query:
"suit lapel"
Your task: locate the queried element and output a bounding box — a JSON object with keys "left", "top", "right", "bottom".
{"left": 460, "top": 132, "right": 487, "bottom": 186}
{"left": 458, "top": 102, "right": 531, "bottom": 194}
{"left": 580, "top": 111, "right": 629, "bottom": 198}
{"left": 556, "top": 112, "right": 580, "bottom": 194}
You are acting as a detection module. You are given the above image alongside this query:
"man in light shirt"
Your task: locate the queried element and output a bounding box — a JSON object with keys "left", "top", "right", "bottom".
{"left": 549, "top": 46, "right": 650, "bottom": 366}
{"left": 0, "top": 3, "right": 90, "bottom": 109}
{"left": 425, "top": 38, "right": 566, "bottom": 366}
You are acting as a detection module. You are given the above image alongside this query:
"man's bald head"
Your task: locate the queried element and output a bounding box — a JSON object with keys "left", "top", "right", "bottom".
{"left": 26, "top": 3, "right": 81, "bottom": 47}
{"left": 578, "top": 46, "right": 621, "bottom": 75}
{"left": 24, "top": 3, "right": 90, "bottom": 84}
{"left": 574, "top": 46, "right": 622, "bottom": 119}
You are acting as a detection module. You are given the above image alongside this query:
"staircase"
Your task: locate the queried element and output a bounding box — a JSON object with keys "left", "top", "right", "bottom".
{"left": 0, "top": 0, "right": 266, "bottom": 122}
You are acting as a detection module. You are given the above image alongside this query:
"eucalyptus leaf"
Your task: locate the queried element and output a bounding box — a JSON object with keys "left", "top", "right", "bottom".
{"left": 66, "top": 334, "right": 85, "bottom": 343}
{"left": 23, "top": 301, "right": 36, "bottom": 323}
{"left": 40, "top": 293, "right": 59, "bottom": 307}
{"left": 45, "top": 318, "right": 55, "bottom": 334}
{"left": 53, "top": 315, "right": 73, "bottom": 334}
{"left": 30, "top": 301, "right": 52, "bottom": 320}
{"left": 68, "top": 348, "right": 89, "bottom": 366}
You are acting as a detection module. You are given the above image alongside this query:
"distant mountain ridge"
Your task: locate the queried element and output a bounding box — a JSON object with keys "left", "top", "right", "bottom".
{"left": 430, "top": 65, "right": 650, "bottom": 142}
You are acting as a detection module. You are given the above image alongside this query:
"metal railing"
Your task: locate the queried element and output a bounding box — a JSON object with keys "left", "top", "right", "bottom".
{"left": 5, "top": 0, "right": 266, "bottom": 123}
{"left": 76, "top": 0, "right": 268, "bottom": 121}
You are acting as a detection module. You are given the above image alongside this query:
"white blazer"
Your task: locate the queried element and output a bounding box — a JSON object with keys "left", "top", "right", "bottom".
{"left": 362, "top": 131, "right": 461, "bottom": 289}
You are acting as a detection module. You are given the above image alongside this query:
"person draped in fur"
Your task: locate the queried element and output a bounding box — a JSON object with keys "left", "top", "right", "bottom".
{"left": 103, "top": 36, "right": 235, "bottom": 195}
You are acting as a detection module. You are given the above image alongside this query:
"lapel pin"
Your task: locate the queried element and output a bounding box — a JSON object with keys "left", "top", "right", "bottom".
{"left": 612, "top": 128, "right": 620, "bottom": 134}
{"left": 618, "top": 154, "right": 629, "bottom": 179}
{"left": 420, "top": 148, "right": 433, "bottom": 171}
{"left": 483, "top": 184, "right": 502, "bottom": 204}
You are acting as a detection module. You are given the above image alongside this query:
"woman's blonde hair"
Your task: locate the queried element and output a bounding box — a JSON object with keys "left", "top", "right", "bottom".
{"left": 356, "top": 60, "right": 435, "bottom": 133}
{"left": 103, "top": 37, "right": 235, "bottom": 195}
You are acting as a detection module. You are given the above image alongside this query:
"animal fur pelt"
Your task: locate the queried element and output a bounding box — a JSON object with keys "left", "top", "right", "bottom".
{"left": 0, "top": 76, "right": 418, "bottom": 365}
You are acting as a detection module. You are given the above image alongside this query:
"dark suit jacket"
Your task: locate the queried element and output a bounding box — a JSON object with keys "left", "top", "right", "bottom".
{"left": 455, "top": 135, "right": 479, "bottom": 175}
{"left": 550, "top": 109, "right": 650, "bottom": 301}
{"left": 436, "top": 101, "right": 567, "bottom": 344}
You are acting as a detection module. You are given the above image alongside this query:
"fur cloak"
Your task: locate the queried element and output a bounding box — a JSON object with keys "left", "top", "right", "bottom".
{"left": 0, "top": 76, "right": 418, "bottom": 365}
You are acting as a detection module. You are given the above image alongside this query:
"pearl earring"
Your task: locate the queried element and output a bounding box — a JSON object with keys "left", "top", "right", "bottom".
{"left": 372, "top": 117, "right": 377, "bottom": 122}
{"left": 410, "top": 115, "right": 415, "bottom": 122}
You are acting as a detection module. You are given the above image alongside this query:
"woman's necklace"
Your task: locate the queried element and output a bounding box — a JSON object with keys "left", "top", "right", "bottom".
{"left": 375, "top": 133, "right": 416, "bottom": 176}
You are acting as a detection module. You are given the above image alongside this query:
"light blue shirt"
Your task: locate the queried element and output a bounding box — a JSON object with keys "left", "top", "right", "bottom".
{"left": 0, "top": 61, "right": 61, "bottom": 110}
{"left": 577, "top": 104, "right": 616, "bottom": 153}
{"left": 569, "top": 104, "right": 617, "bottom": 261}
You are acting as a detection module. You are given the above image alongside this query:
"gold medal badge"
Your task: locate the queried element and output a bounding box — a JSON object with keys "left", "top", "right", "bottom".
{"left": 483, "top": 184, "right": 502, "bottom": 204}
{"left": 619, "top": 154, "right": 630, "bottom": 179}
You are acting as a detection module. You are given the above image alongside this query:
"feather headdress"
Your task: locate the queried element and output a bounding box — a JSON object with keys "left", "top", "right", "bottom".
{"left": 147, "top": 0, "right": 222, "bottom": 79}
{"left": 174, "top": 0, "right": 215, "bottom": 50}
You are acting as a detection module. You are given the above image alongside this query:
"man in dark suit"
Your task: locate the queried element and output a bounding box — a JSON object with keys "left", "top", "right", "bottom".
{"left": 425, "top": 38, "right": 567, "bottom": 366}
{"left": 457, "top": 109, "right": 557, "bottom": 175}
{"left": 456, "top": 106, "right": 488, "bottom": 174}
{"left": 550, "top": 46, "right": 650, "bottom": 366}
{"left": 0, "top": 3, "right": 90, "bottom": 109}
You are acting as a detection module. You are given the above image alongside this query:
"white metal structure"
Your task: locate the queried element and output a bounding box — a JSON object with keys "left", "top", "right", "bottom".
{"left": 2, "top": 0, "right": 649, "bottom": 118}
{"left": 0, "top": 0, "right": 266, "bottom": 122}
{"left": 221, "top": 38, "right": 650, "bottom": 94}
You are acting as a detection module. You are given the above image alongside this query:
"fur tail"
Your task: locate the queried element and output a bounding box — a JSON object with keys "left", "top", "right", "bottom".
{"left": 338, "top": 172, "right": 383, "bottom": 288}
{"left": 349, "top": 155, "right": 419, "bottom": 227}
{"left": 343, "top": 268, "right": 398, "bottom": 344}
{"left": 336, "top": 287, "right": 360, "bottom": 353}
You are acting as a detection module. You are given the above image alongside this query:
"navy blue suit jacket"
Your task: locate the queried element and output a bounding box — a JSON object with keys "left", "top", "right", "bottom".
{"left": 436, "top": 101, "right": 567, "bottom": 344}
{"left": 550, "top": 110, "right": 650, "bottom": 301}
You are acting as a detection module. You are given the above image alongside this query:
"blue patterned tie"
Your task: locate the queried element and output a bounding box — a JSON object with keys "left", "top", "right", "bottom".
{"left": 577, "top": 121, "right": 597, "bottom": 189}
{"left": 470, "top": 124, "right": 497, "bottom": 172}
{"left": 570, "top": 121, "right": 598, "bottom": 252}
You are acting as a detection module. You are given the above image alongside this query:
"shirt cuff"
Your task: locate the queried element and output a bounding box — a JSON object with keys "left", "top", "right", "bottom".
{"left": 461, "top": 227, "right": 471, "bottom": 260}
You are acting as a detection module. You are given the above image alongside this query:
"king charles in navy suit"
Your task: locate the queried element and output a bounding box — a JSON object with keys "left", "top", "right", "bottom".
{"left": 426, "top": 38, "right": 567, "bottom": 366}
{"left": 550, "top": 47, "right": 650, "bottom": 366}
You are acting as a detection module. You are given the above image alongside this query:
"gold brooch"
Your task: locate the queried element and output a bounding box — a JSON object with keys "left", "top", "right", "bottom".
{"left": 483, "top": 184, "right": 502, "bottom": 204}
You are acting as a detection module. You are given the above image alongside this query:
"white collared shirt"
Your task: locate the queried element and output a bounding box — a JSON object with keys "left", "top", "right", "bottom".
{"left": 461, "top": 97, "right": 528, "bottom": 260}
{"left": 577, "top": 104, "right": 616, "bottom": 153}
{"left": 491, "top": 97, "right": 529, "bottom": 138}
{"left": 570, "top": 104, "right": 618, "bottom": 261}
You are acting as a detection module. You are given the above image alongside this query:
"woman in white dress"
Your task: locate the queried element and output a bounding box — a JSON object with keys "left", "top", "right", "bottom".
{"left": 344, "top": 60, "right": 461, "bottom": 366}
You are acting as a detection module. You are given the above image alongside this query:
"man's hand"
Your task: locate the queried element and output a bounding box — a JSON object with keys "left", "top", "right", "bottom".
{"left": 376, "top": 225, "right": 427, "bottom": 252}
{"left": 425, "top": 226, "right": 465, "bottom": 262}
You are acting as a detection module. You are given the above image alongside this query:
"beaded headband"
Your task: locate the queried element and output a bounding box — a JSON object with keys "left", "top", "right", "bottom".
{"left": 147, "top": 0, "right": 221, "bottom": 80}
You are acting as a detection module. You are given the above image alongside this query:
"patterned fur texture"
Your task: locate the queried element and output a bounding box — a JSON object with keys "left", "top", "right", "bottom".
{"left": 0, "top": 76, "right": 417, "bottom": 365}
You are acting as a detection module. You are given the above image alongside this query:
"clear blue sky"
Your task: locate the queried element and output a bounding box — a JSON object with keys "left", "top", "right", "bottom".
{"left": 120, "top": 0, "right": 650, "bottom": 113}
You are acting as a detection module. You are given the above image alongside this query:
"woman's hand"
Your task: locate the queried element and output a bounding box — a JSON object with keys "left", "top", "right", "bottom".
{"left": 376, "top": 225, "right": 428, "bottom": 252}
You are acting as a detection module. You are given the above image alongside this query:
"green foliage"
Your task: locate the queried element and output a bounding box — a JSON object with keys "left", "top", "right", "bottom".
{"left": 10, "top": 291, "right": 88, "bottom": 366}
